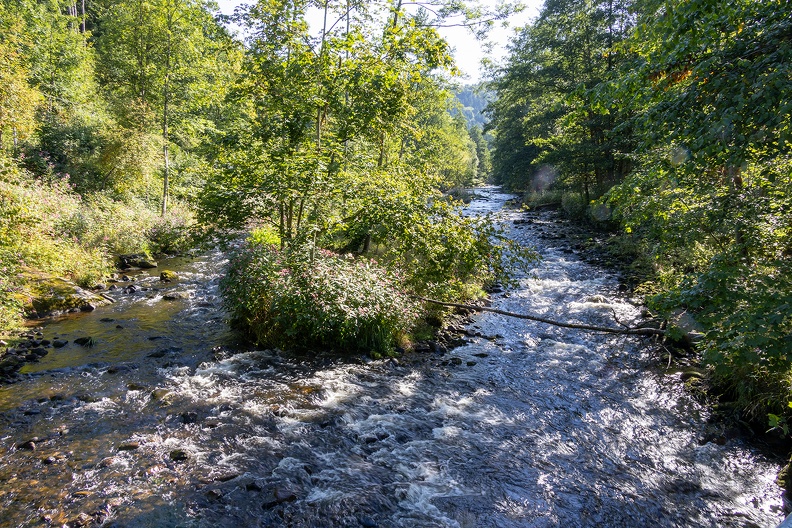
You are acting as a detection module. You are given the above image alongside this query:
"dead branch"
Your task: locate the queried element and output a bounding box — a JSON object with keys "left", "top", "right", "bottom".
{"left": 415, "top": 296, "right": 666, "bottom": 337}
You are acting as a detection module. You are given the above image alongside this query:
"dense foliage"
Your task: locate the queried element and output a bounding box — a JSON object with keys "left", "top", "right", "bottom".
{"left": 0, "top": 0, "right": 239, "bottom": 328}
{"left": 208, "top": 0, "right": 536, "bottom": 352}
{"left": 1, "top": 0, "right": 531, "bottom": 354}
{"left": 487, "top": 0, "right": 791, "bottom": 424}
{"left": 222, "top": 242, "right": 418, "bottom": 354}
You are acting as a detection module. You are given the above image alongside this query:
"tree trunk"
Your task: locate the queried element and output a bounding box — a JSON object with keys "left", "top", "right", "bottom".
{"left": 161, "top": 64, "right": 170, "bottom": 216}
{"left": 161, "top": 3, "right": 173, "bottom": 216}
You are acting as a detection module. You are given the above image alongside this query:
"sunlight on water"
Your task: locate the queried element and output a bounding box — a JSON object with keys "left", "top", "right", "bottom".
{"left": 0, "top": 187, "right": 784, "bottom": 527}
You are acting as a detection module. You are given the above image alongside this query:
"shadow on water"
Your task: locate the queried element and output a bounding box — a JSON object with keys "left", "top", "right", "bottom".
{"left": 0, "top": 187, "right": 784, "bottom": 528}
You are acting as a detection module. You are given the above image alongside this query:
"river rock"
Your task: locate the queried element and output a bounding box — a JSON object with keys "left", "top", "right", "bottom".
{"left": 97, "top": 456, "right": 118, "bottom": 468}
{"left": 179, "top": 411, "right": 198, "bottom": 424}
{"left": 263, "top": 486, "right": 298, "bottom": 508}
{"left": 118, "top": 441, "right": 140, "bottom": 451}
{"left": 169, "top": 448, "right": 189, "bottom": 461}
{"left": 73, "top": 337, "right": 94, "bottom": 347}
{"left": 119, "top": 254, "right": 158, "bottom": 269}
{"left": 19, "top": 272, "right": 112, "bottom": 318}
{"left": 162, "top": 291, "right": 190, "bottom": 301}
{"left": 106, "top": 364, "right": 136, "bottom": 374}
{"left": 585, "top": 295, "right": 609, "bottom": 304}
{"left": 17, "top": 439, "right": 37, "bottom": 450}
{"left": 68, "top": 512, "right": 93, "bottom": 527}
{"left": 0, "top": 356, "right": 25, "bottom": 372}
{"left": 151, "top": 388, "right": 172, "bottom": 400}
{"left": 159, "top": 270, "right": 178, "bottom": 282}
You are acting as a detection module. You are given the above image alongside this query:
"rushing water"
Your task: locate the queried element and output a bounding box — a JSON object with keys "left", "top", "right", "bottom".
{"left": 0, "top": 187, "right": 784, "bottom": 527}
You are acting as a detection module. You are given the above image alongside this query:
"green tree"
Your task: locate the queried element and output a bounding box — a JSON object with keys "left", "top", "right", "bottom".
{"left": 0, "top": 4, "right": 42, "bottom": 150}
{"left": 487, "top": 0, "right": 635, "bottom": 200}
{"left": 468, "top": 124, "right": 492, "bottom": 181}
{"left": 95, "top": 0, "right": 237, "bottom": 212}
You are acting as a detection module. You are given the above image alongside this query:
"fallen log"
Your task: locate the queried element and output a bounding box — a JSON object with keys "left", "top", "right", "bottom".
{"left": 415, "top": 296, "right": 666, "bottom": 337}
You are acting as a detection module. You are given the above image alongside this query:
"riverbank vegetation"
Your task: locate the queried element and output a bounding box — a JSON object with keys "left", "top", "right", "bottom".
{"left": 487, "top": 0, "right": 791, "bottom": 428}
{"left": 0, "top": 0, "right": 242, "bottom": 329}
{"left": 0, "top": 0, "right": 530, "bottom": 349}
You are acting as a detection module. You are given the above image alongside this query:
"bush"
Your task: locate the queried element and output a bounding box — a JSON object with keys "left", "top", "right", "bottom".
{"left": 58, "top": 194, "right": 196, "bottom": 257}
{"left": 222, "top": 242, "right": 419, "bottom": 354}
{"left": 560, "top": 192, "right": 586, "bottom": 219}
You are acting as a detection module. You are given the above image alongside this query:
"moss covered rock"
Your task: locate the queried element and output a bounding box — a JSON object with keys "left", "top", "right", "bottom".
{"left": 159, "top": 270, "right": 178, "bottom": 282}
{"left": 19, "top": 271, "right": 112, "bottom": 318}
{"left": 119, "top": 254, "right": 158, "bottom": 269}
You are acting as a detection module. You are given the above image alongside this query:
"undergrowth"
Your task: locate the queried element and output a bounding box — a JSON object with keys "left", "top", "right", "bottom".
{"left": 0, "top": 154, "right": 196, "bottom": 332}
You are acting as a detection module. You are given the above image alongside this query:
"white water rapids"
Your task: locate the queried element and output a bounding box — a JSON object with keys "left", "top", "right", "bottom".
{"left": 0, "top": 186, "right": 784, "bottom": 527}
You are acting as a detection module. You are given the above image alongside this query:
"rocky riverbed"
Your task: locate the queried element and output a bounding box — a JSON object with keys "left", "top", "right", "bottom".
{"left": 0, "top": 187, "right": 785, "bottom": 527}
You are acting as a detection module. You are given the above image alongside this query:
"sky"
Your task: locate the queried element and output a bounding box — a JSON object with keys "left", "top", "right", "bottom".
{"left": 214, "top": 0, "right": 543, "bottom": 83}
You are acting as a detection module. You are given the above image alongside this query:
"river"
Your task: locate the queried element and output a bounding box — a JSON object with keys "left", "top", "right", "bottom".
{"left": 0, "top": 187, "right": 784, "bottom": 527}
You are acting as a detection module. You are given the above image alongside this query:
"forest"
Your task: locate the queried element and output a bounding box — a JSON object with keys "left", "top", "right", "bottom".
{"left": 487, "top": 0, "right": 791, "bottom": 430}
{"left": 1, "top": 0, "right": 791, "bottom": 434}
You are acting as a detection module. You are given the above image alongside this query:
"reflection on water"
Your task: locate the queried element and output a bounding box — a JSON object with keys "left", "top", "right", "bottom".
{"left": 0, "top": 187, "right": 783, "bottom": 527}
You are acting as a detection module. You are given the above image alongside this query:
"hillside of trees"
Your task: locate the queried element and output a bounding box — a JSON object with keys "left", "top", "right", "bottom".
{"left": 486, "top": 0, "right": 791, "bottom": 427}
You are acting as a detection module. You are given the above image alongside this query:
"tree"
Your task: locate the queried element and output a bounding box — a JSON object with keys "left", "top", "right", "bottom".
{"left": 602, "top": 0, "right": 792, "bottom": 417}
{"left": 95, "top": 0, "right": 237, "bottom": 213}
{"left": 468, "top": 124, "right": 492, "bottom": 181}
{"left": 487, "top": 0, "right": 635, "bottom": 199}
{"left": 0, "top": 4, "right": 42, "bottom": 150}
{"left": 201, "top": 0, "right": 534, "bottom": 303}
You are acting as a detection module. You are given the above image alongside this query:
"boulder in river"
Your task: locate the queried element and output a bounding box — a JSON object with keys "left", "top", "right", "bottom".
{"left": 169, "top": 448, "right": 190, "bottom": 461}
{"left": 162, "top": 291, "right": 190, "bottom": 301}
{"left": 263, "top": 486, "right": 298, "bottom": 508}
{"left": 73, "top": 337, "right": 95, "bottom": 347}
{"left": 159, "top": 270, "right": 178, "bottom": 282}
